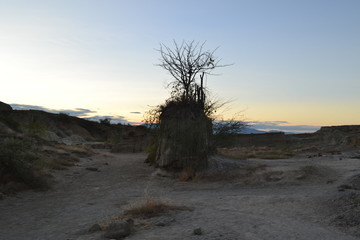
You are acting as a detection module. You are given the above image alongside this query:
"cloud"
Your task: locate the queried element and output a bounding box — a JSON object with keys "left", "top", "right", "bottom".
{"left": 11, "top": 104, "right": 96, "bottom": 118}
{"left": 10, "top": 103, "right": 132, "bottom": 125}
{"left": 248, "top": 121, "right": 321, "bottom": 133}
{"left": 11, "top": 104, "right": 55, "bottom": 112}
{"left": 9, "top": 104, "right": 319, "bottom": 132}
{"left": 58, "top": 108, "right": 96, "bottom": 117}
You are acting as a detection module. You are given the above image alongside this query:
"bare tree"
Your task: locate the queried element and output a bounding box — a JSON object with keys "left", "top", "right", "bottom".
{"left": 157, "top": 40, "right": 228, "bottom": 103}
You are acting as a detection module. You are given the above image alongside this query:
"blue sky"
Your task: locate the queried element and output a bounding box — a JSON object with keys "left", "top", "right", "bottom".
{"left": 1, "top": 0, "right": 359, "bottom": 132}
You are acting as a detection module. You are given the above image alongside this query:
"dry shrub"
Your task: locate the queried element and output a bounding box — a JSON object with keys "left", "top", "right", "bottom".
{"left": 124, "top": 198, "right": 191, "bottom": 218}
{"left": 0, "top": 139, "right": 49, "bottom": 191}
{"left": 144, "top": 142, "right": 158, "bottom": 165}
{"left": 38, "top": 145, "right": 81, "bottom": 170}
{"left": 59, "top": 160, "right": 76, "bottom": 167}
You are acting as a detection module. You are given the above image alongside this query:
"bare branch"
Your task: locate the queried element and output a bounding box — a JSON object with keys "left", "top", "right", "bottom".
{"left": 156, "top": 40, "right": 230, "bottom": 102}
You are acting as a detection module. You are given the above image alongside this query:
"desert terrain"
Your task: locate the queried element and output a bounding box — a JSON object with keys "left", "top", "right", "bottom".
{"left": 1, "top": 147, "right": 360, "bottom": 239}
{"left": 1, "top": 102, "right": 360, "bottom": 239}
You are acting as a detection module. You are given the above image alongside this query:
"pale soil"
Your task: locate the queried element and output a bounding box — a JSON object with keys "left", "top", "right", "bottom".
{"left": 1, "top": 150, "right": 360, "bottom": 240}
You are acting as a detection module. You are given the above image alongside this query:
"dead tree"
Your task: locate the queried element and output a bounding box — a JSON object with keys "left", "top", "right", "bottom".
{"left": 154, "top": 41, "right": 229, "bottom": 172}
{"left": 157, "top": 40, "right": 227, "bottom": 104}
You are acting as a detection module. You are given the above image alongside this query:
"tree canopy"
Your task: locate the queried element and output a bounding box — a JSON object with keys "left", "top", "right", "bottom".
{"left": 157, "top": 40, "right": 228, "bottom": 103}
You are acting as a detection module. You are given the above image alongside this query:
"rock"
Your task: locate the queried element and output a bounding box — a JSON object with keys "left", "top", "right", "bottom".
{"left": 193, "top": 227, "right": 203, "bottom": 235}
{"left": 0, "top": 101, "right": 12, "bottom": 111}
{"left": 62, "top": 134, "right": 86, "bottom": 145}
{"left": 338, "top": 184, "right": 352, "bottom": 191}
{"left": 88, "top": 223, "right": 102, "bottom": 233}
{"left": 104, "top": 220, "right": 132, "bottom": 239}
{"left": 86, "top": 167, "right": 99, "bottom": 172}
{"left": 296, "top": 174, "right": 306, "bottom": 180}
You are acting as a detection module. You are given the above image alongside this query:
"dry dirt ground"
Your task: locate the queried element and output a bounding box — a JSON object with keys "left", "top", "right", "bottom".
{"left": 1, "top": 149, "right": 360, "bottom": 240}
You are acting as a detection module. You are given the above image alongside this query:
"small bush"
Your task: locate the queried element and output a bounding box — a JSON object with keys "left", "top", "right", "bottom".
{"left": 0, "top": 139, "right": 48, "bottom": 190}
{"left": 144, "top": 142, "right": 158, "bottom": 165}
{"left": 100, "top": 118, "right": 111, "bottom": 126}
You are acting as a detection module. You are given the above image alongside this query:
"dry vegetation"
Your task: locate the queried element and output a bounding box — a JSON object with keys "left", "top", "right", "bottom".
{"left": 0, "top": 138, "right": 94, "bottom": 193}
{"left": 38, "top": 143, "right": 93, "bottom": 170}
{"left": 124, "top": 198, "right": 191, "bottom": 219}
{"left": 1, "top": 103, "right": 360, "bottom": 239}
{"left": 217, "top": 146, "right": 295, "bottom": 160}
{"left": 178, "top": 168, "right": 197, "bottom": 182}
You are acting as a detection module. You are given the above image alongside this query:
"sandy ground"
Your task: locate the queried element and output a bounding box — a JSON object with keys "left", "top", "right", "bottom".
{"left": 1, "top": 150, "right": 360, "bottom": 240}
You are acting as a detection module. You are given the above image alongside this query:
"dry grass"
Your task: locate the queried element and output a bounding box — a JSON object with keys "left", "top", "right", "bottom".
{"left": 99, "top": 198, "right": 192, "bottom": 232}
{"left": 37, "top": 144, "right": 89, "bottom": 171}
{"left": 217, "top": 146, "right": 295, "bottom": 160}
{"left": 124, "top": 198, "right": 191, "bottom": 218}
{"left": 0, "top": 140, "right": 50, "bottom": 192}
{"left": 0, "top": 139, "right": 93, "bottom": 194}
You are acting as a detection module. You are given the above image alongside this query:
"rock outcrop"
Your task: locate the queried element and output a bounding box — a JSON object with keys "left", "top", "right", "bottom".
{"left": 0, "top": 101, "right": 12, "bottom": 111}
{"left": 156, "top": 101, "right": 212, "bottom": 171}
{"left": 104, "top": 220, "right": 133, "bottom": 239}
{"left": 317, "top": 125, "right": 360, "bottom": 148}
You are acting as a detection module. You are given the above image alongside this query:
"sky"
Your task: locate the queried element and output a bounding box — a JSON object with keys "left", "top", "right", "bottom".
{"left": 1, "top": 0, "right": 359, "bottom": 132}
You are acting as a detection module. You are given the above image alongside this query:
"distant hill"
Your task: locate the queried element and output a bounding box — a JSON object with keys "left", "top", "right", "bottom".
{"left": 238, "top": 127, "right": 267, "bottom": 134}
{"left": 0, "top": 103, "right": 151, "bottom": 151}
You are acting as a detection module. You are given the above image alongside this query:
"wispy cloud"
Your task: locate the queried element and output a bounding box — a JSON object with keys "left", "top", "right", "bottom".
{"left": 11, "top": 104, "right": 56, "bottom": 112}
{"left": 58, "top": 108, "right": 96, "bottom": 118}
{"left": 11, "top": 104, "right": 96, "bottom": 118}
{"left": 10, "top": 104, "right": 132, "bottom": 124}
{"left": 9, "top": 104, "right": 322, "bottom": 132}
{"left": 249, "top": 121, "right": 320, "bottom": 133}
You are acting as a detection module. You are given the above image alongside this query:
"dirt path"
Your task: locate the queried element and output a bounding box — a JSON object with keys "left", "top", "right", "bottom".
{"left": 1, "top": 150, "right": 360, "bottom": 240}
